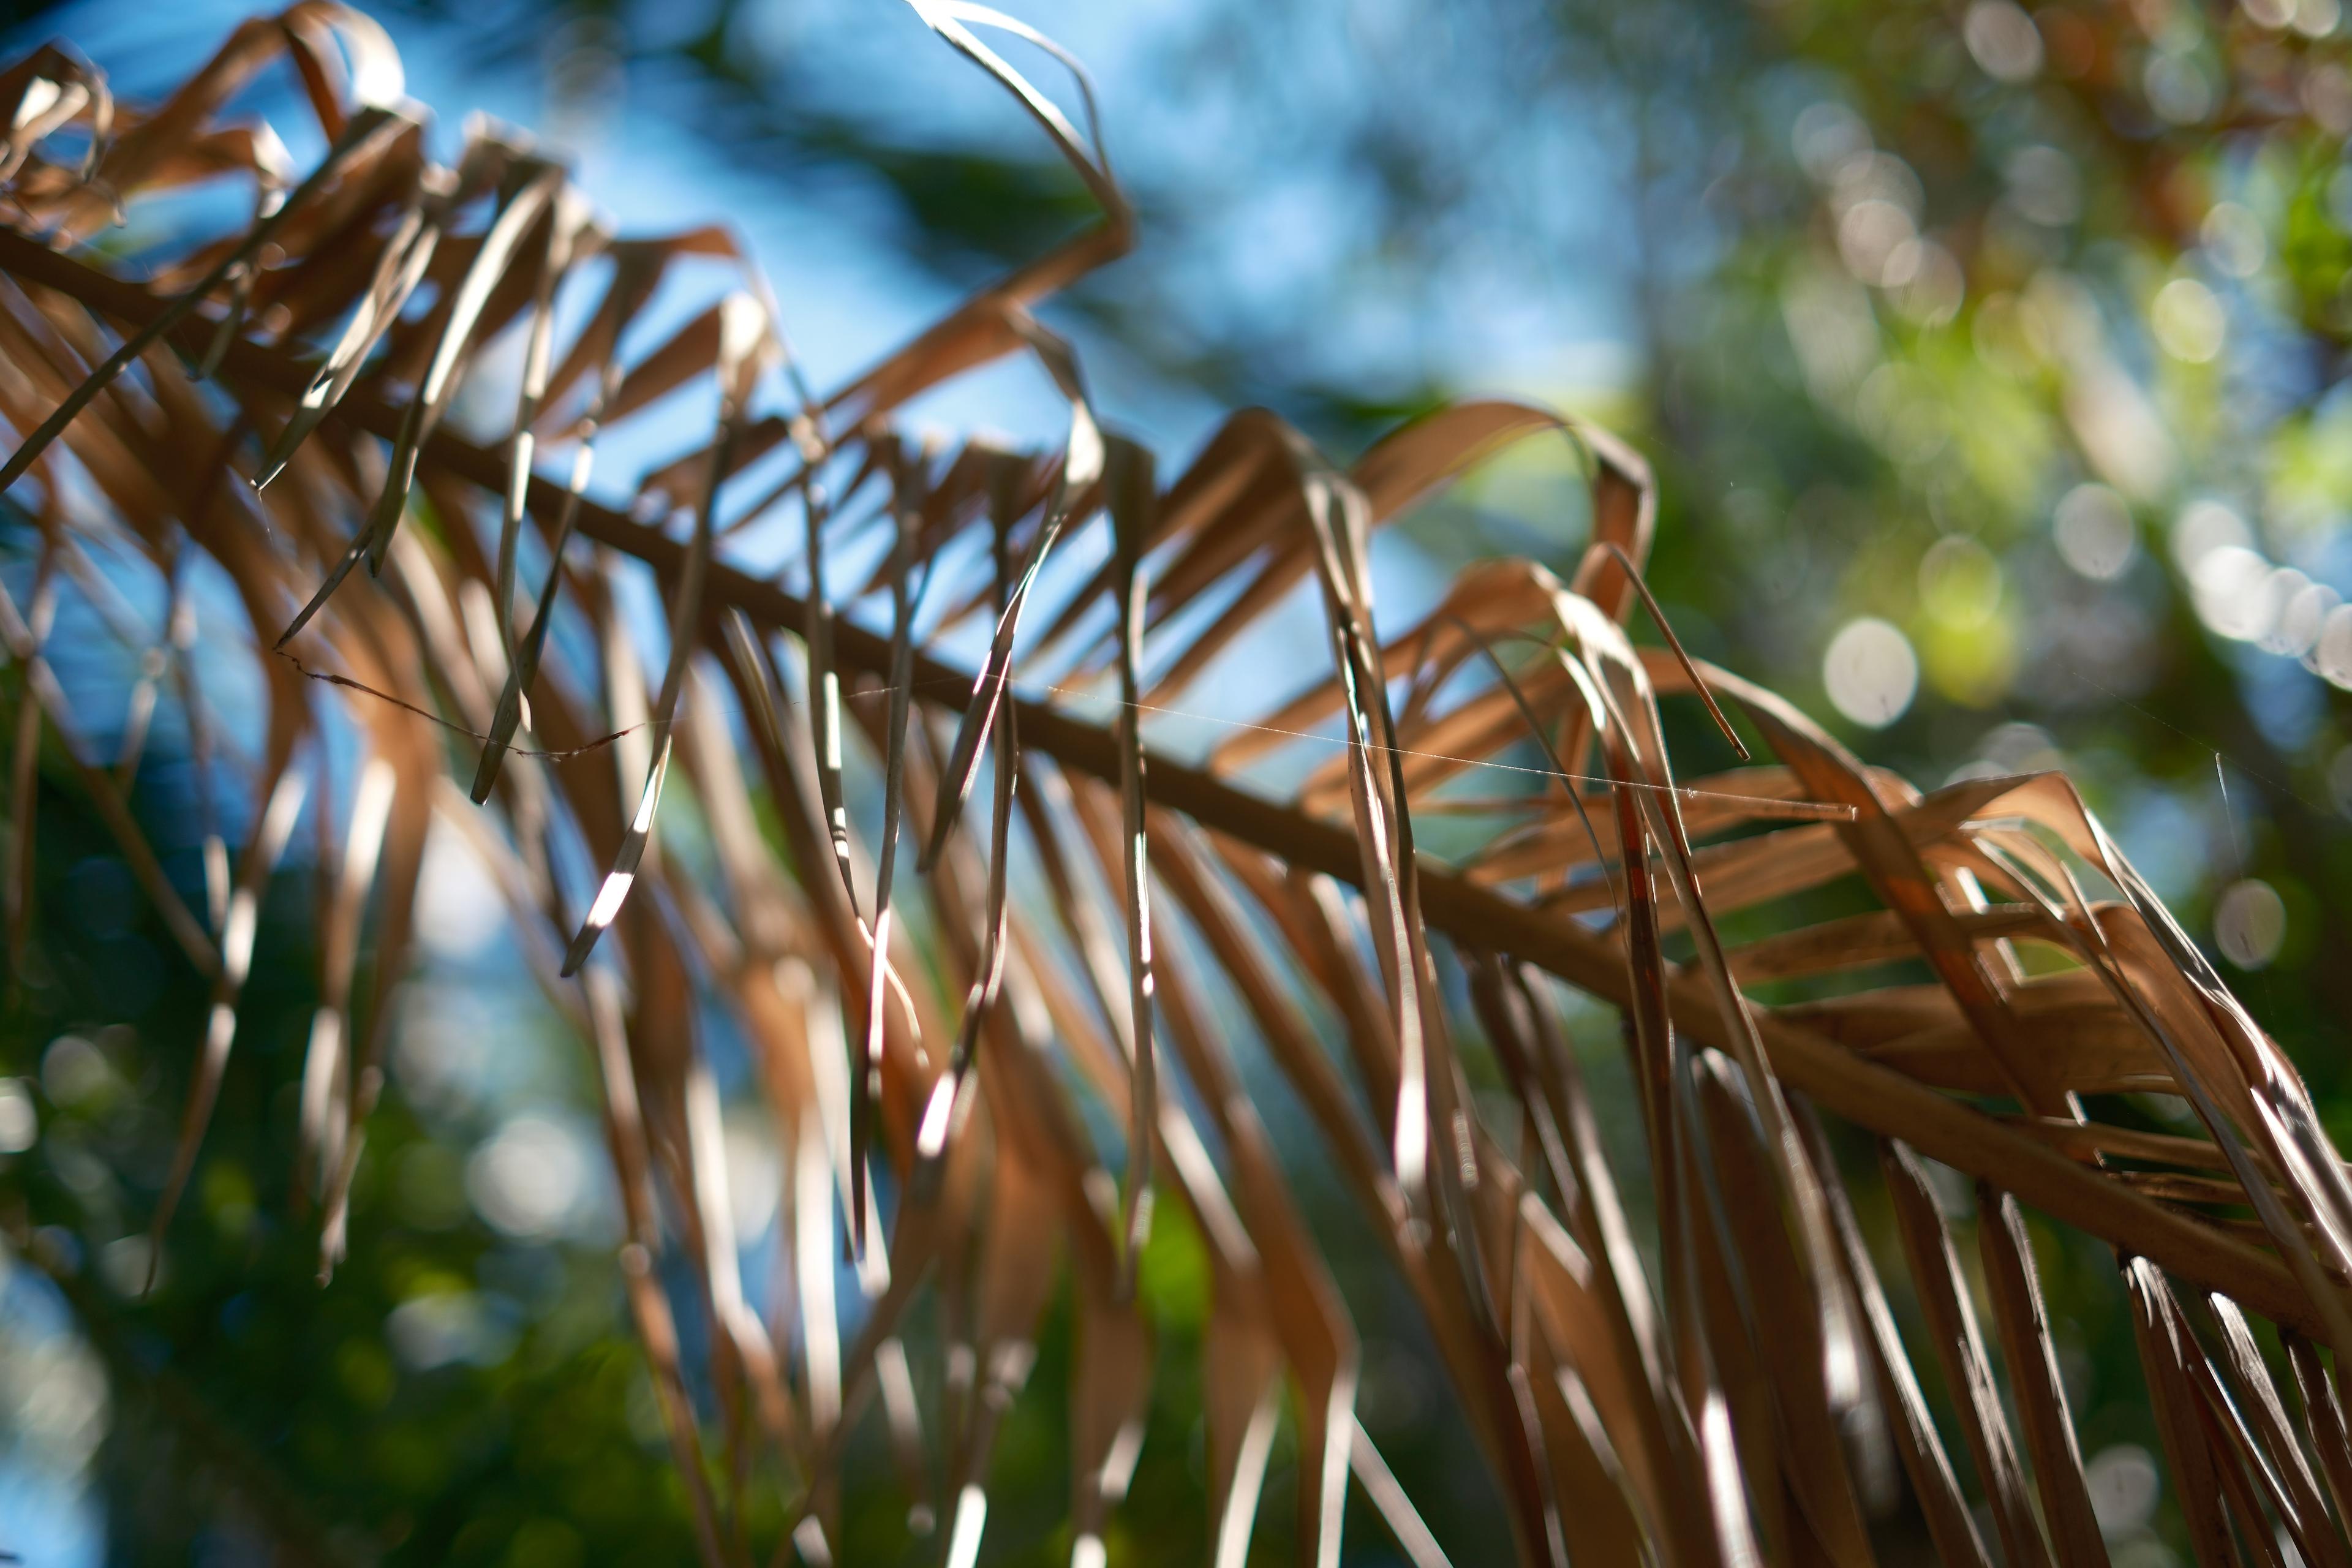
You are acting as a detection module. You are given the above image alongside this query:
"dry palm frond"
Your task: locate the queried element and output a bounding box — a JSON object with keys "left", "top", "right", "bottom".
{"left": 2, "top": 6, "right": 2348, "bottom": 1565}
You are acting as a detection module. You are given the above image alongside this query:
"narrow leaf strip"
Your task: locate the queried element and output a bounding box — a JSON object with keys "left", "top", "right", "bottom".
{"left": 1105, "top": 432, "right": 1158, "bottom": 1292}
{"left": 920, "top": 311, "right": 1102, "bottom": 868}
{"left": 561, "top": 292, "right": 769, "bottom": 974}
{"left": 1973, "top": 1184, "right": 2113, "bottom": 1568}
{"left": 470, "top": 246, "right": 662, "bottom": 801}
{"left": 2200, "top": 1293, "right": 2347, "bottom": 1568}
{"left": 148, "top": 751, "right": 310, "bottom": 1279}
{"left": 357, "top": 160, "right": 564, "bottom": 577}
{"left": 491, "top": 189, "right": 595, "bottom": 657}
{"left": 2286, "top": 1330, "right": 2352, "bottom": 1536}
{"left": 295, "top": 753, "right": 393, "bottom": 1209}
{"left": 1796, "top": 1107, "right": 1992, "bottom": 1568}
{"left": 913, "top": 500, "right": 1026, "bottom": 1186}
{"left": 851, "top": 443, "right": 932, "bottom": 1254}
{"left": 1879, "top": 1139, "right": 2052, "bottom": 1568}
{"left": 249, "top": 167, "right": 443, "bottom": 488}
{"left": 2119, "top": 1256, "right": 2239, "bottom": 1568}
{"left": 0, "top": 103, "right": 404, "bottom": 494}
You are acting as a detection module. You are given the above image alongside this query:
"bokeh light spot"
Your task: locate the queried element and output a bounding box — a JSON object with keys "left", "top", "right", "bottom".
{"left": 1823, "top": 618, "right": 1918, "bottom": 727}
{"left": 0, "top": 1079, "right": 35, "bottom": 1155}
{"left": 2152, "top": 277, "right": 2225, "bottom": 363}
{"left": 2315, "top": 603, "right": 2352, "bottom": 687}
{"left": 1963, "top": 0, "right": 2043, "bottom": 80}
{"left": 2201, "top": 202, "right": 2266, "bottom": 277}
{"left": 2215, "top": 879, "right": 2287, "bottom": 968}
{"left": 415, "top": 823, "right": 506, "bottom": 962}
{"left": 2053, "top": 483, "right": 2136, "bottom": 580}
{"left": 2084, "top": 1444, "right": 2160, "bottom": 1537}
{"left": 466, "top": 1115, "right": 592, "bottom": 1239}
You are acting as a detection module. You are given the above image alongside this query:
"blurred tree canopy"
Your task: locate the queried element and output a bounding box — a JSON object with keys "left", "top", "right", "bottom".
{"left": 8, "top": 0, "right": 2352, "bottom": 1564}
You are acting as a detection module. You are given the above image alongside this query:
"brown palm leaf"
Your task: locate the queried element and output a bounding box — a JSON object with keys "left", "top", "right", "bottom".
{"left": 2, "top": 6, "right": 2348, "bottom": 1565}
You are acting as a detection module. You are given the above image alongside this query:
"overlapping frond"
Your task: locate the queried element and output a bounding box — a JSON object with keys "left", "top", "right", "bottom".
{"left": 3, "top": 7, "right": 2349, "bottom": 1564}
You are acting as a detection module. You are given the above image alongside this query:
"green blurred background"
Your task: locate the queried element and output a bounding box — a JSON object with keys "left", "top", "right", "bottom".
{"left": 4, "top": 0, "right": 2351, "bottom": 1561}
